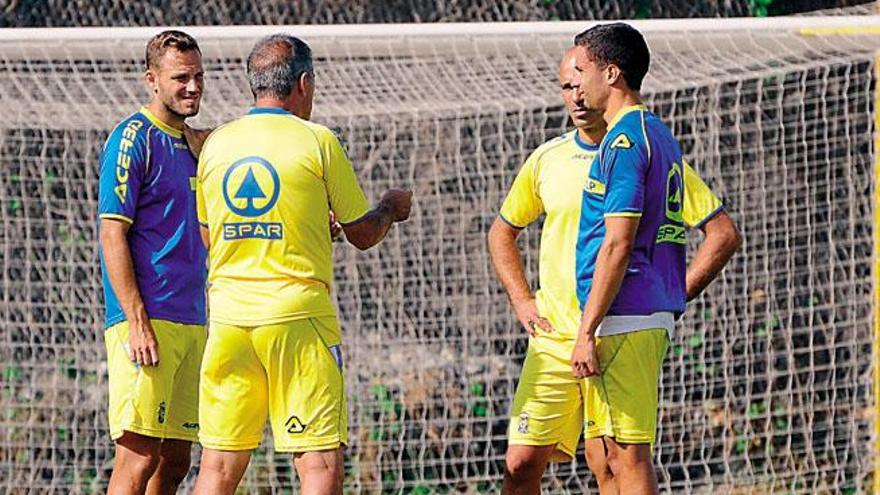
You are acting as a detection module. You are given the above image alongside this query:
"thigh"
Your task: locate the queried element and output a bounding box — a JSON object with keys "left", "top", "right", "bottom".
{"left": 507, "top": 344, "right": 584, "bottom": 462}
{"left": 584, "top": 329, "right": 668, "bottom": 445}
{"left": 252, "top": 317, "right": 347, "bottom": 453}
{"left": 104, "top": 319, "right": 188, "bottom": 441}
{"left": 198, "top": 322, "right": 268, "bottom": 451}
{"left": 160, "top": 321, "right": 206, "bottom": 442}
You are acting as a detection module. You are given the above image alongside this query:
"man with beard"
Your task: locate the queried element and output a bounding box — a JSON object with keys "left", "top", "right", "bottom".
{"left": 98, "top": 30, "right": 207, "bottom": 495}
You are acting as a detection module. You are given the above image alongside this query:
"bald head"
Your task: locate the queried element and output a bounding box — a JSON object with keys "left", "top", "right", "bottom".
{"left": 558, "top": 46, "right": 579, "bottom": 81}
{"left": 559, "top": 46, "right": 603, "bottom": 133}
{"left": 247, "top": 34, "right": 313, "bottom": 100}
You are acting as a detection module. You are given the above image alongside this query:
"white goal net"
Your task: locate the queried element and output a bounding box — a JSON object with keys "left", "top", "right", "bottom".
{"left": 0, "top": 16, "right": 877, "bottom": 494}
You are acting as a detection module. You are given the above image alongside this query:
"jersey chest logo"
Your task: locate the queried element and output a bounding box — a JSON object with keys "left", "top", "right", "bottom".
{"left": 584, "top": 177, "right": 606, "bottom": 196}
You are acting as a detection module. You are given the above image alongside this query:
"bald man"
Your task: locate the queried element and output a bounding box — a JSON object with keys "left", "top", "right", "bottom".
{"left": 192, "top": 34, "right": 411, "bottom": 495}
{"left": 488, "top": 48, "right": 740, "bottom": 494}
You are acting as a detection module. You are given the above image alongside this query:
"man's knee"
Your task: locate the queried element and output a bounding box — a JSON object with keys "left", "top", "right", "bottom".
{"left": 584, "top": 439, "right": 614, "bottom": 482}
{"left": 157, "top": 442, "right": 192, "bottom": 484}
{"left": 605, "top": 440, "right": 652, "bottom": 476}
{"left": 294, "top": 449, "right": 344, "bottom": 494}
{"left": 504, "top": 448, "right": 548, "bottom": 483}
{"left": 114, "top": 432, "right": 162, "bottom": 481}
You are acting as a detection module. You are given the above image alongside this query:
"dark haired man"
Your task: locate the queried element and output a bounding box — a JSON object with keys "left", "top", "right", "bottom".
{"left": 490, "top": 45, "right": 740, "bottom": 494}
{"left": 192, "top": 34, "right": 412, "bottom": 495}
{"left": 98, "top": 30, "right": 207, "bottom": 494}
{"left": 569, "top": 23, "right": 740, "bottom": 494}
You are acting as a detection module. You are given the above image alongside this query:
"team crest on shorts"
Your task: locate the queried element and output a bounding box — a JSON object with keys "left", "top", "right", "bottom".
{"left": 518, "top": 412, "right": 529, "bottom": 434}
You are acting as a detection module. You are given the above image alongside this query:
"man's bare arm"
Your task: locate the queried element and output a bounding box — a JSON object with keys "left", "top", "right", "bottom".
{"left": 487, "top": 218, "right": 552, "bottom": 336}
{"left": 99, "top": 219, "right": 159, "bottom": 366}
{"left": 686, "top": 211, "right": 742, "bottom": 301}
{"left": 341, "top": 189, "right": 412, "bottom": 250}
{"left": 572, "top": 216, "right": 639, "bottom": 378}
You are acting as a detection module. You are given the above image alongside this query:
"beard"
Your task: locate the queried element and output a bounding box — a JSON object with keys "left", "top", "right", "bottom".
{"left": 164, "top": 96, "right": 200, "bottom": 119}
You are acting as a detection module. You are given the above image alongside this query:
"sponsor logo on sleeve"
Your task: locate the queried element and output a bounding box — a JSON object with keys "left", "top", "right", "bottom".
{"left": 114, "top": 120, "right": 144, "bottom": 204}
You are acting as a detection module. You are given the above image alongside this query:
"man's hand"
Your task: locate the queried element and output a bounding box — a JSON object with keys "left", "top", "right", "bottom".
{"left": 184, "top": 125, "right": 212, "bottom": 158}
{"left": 512, "top": 298, "right": 553, "bottom": 337}
{"left": 128, "top": 315, "right": 160, "bottom": 367}
{"left": 329, "top": 211, "right": 344, "bottom": 241}
{"left": 571, "top": 334, "right": 600, "bottom": 378}
{"left": 380, "top": 189, "right": 413, "bottom": 222}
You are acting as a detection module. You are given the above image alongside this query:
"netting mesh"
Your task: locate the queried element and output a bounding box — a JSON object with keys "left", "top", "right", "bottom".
{"left": 0, "top": 20, "right": 877, "bottom": 494}
{"left": 0, "top": 0, "right": 876, "bottom": 27}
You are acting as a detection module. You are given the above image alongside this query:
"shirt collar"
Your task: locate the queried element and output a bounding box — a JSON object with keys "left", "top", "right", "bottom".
{"left": 573, "top": 131, "right": 600, "bottom": 152}
{"left": 606, "top": 104, "right": 647, "bottom": 131}
{"left": 139, "top": 106, "right": 183, "bottom": 138}
{"left": 248, "top": 107, "right": 292, "bottom": 116}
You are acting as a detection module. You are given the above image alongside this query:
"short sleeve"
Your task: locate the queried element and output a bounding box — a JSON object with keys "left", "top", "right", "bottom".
{"left": 196, "top": 162, "right": 208, "bottom": 227}
{"left": 98, "top": 119, "right": 148, "bottom": 223}
{"left": 682, "top": 160, "right": 723, "bottom": 228}
{"left": 319, "top": 128, "right": 371, "bottom": 224}
{"left": 498, "top": 150, "right": 544, "bottom": 228}
{"left": 602, "top": 131, "right": 648, "bottom": 217}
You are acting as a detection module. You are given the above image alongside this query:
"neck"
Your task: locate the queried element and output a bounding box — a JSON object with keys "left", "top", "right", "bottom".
{"left": 603, "top": 90, "right": 641, "bottom": 127}
{"left": 145, "top": 100, "right": 185, "bottom": 131}
{"left": 577, "top": 125, "right": 605, "bottom": 146}
{"left": 254, "top": 96, "right": 308, "bottom": 120}
{"left": 254, "top": 96, "right": 289, "bottom": 110}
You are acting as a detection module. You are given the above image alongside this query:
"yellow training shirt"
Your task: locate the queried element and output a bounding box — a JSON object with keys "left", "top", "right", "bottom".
{"left": 197, "top": 107, "right": 371, "bottom": 326}
{"left": 498, "top": 130, "right": 722, "bottom": 353}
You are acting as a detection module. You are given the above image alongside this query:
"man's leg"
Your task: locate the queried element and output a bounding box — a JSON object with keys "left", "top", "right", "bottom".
{"left": 108, "top": 431, "right": 162, "bottom": 495}
{"left": 192, "top": 449, "right": 252, "bottom": 495}
{"left": 260, "top": 318, "right": 349, "bottom": 493}
{"left": 197, "top": 322, "right": 268, "bottom": 493}
{"left": 144, "top": 439, "right": 192, "bottom": 495}
{"left": 582, "top": 329, "right": 668, "bottom": 495}
{"left": 293, "top": 448, "right": 344, "bottom": 495}
{"left": 502, "top": 344, "right": 583, "bottom": 495}
{"left": 603, "top": 438, "right": 657, "bottom": 495}
{"left": 584, "top": 437, "right": 618, "bottom": 495}
{"left": 501, "top": 444, "right": 557, "bottom": 495}
{"left": 145, "top": 323, "right": 204, "bottom": 494}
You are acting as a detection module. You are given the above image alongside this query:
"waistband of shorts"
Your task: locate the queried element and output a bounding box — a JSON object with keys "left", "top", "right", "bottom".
{"left": 595, "top": 312, "right": 674, "bottom": 338}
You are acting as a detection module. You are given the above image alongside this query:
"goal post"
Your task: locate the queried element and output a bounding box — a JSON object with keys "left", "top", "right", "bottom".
{"left": 0, "top": 15, "right": 878, "bottom": 493}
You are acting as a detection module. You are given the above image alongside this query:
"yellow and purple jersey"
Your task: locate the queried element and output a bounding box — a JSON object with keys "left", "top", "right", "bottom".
{"left": 576, "top": 105, "right": 689, "bottom": 334}
{"left": 499, "top": 127, "right": 721, "bottom": 348}
{"left": 97, "top": 107, "right": 207, "bottom": 328}
{"left": 196, "top": 107, "right": 371, "bottom": 326}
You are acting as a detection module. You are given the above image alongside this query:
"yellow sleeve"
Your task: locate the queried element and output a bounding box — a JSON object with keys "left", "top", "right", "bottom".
{"left": 498, "top": 150, "right": 543, "bottom": 228}
{"left": 196, "top": 146, "right": 208, "bottom": 226}
{"left": 319, "top": 128, "right": 371, "bottom": 224}
{"left": 682, "top": 160, "right": 723, "bottom": 229}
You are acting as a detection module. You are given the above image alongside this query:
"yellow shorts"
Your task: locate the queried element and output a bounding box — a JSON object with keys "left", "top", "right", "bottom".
{"left": 104, "top": 319, "right": 206, "bottom": 442}
{"left": 507, "top": 342, "right": 586, "bottom": 462}
{"left": 584, "top": 328, "right": 669, "bottom": 446}
{"left": 199, "top": 317, "right": 347, "bottom": 452}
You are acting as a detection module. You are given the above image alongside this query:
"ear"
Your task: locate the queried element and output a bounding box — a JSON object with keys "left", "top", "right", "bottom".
{"left": 297, "top": 72, "right": 313, "bottom": 95}
{"left": 144, "top": 68, "right": 159, "bottom": 94}
{"left": 605, "top": 64, "right": 622, "bottom": 86}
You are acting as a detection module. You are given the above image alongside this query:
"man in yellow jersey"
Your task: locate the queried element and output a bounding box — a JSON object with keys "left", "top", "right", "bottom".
{"left": 192, "top": 35, "right": 412, "bottom": 495}
{"left": 488, "top": 47, "right": 741, "bottom": 494}
{"left": 98, "top": 30, "right": 207, "bottom": 495}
